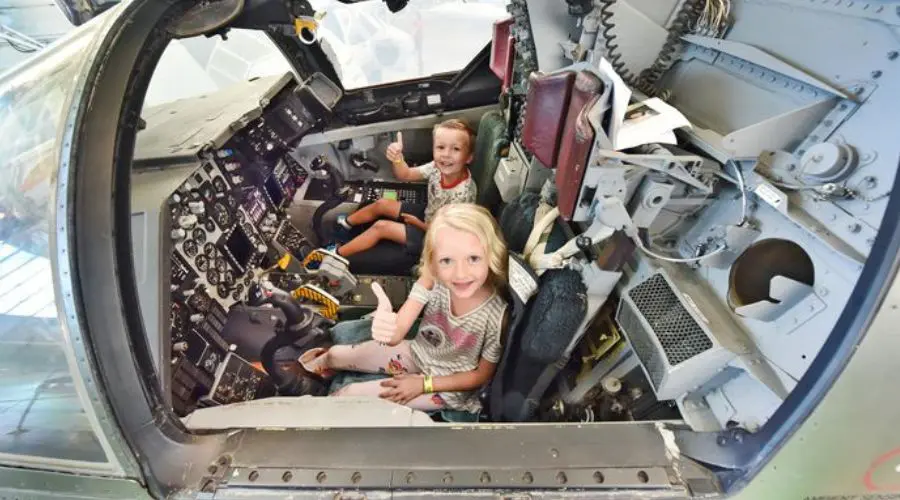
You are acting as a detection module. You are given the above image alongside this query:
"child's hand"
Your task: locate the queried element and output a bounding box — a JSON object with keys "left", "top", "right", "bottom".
{"left": 385, "top": 131, "right": 404, "bottom": 164}
{"left": 400, "top": 213, "right": 426, "bottom": 231}
{"left": 379, "top": 374, "right": 424, "bottom": 404}
{"left": 370, "top": 282, "right": 398, "bottom": 345}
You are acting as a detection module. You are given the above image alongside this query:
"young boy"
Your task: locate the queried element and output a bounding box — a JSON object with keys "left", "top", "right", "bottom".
{"left": 327, "top": 118, "right": 477, "bottom": 259}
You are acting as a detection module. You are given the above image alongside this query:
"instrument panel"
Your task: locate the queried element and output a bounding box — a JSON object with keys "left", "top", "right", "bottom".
{"left": 163, "top": 78, "right": 327, "bottom": 417}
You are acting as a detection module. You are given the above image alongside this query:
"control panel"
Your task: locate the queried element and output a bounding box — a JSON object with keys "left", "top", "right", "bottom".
{"left": 165, "top": 78, "right": 328, "bottom": 417}
{"left": 303, "top": 179, "right": 428, "bottom": 206}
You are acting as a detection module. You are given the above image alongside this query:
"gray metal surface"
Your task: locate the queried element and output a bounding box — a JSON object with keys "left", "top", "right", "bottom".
{"left": 130, "top": 163, "right": 197, "bottom": 383}
{"left": 0, "top": 465, "right": 150, "bottom": 499}
{"left": 135, "top": 73, "right": 292, "bottom": 165}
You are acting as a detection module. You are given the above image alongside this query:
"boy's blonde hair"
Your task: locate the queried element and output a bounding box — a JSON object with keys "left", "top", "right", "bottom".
{"left": 433, "top": 118, "right": 475, "bottom": 154}
{"left": 419, "top": 203, "right": 508, "bottom": 292}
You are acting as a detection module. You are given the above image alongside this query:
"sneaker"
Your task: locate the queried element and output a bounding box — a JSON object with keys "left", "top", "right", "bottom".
{"left": 298, "top": 347, "right": 336, "bottom": 380}
{"left": 334, "top": 214, "right": 352, "bottom": 242}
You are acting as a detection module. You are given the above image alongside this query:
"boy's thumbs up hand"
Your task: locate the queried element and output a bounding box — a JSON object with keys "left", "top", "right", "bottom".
{"left": 371, "top": 282, "right": 398, "bottom": 344}
{"left": 386, "top": 131, "right": 404, "bottom": 164}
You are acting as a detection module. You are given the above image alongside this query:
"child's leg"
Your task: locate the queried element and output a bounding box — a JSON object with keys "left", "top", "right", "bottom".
{"left": 324, "top": 340, "right": 420, "bottom": 375}
{"left": 346, "top": 198, "right": 402, "bottom": 226}
{"left": 336, "top": 220, "right": 407, "bottom": 258}
{"left": 333, "top": 380, "right": 447, "bottom": 411}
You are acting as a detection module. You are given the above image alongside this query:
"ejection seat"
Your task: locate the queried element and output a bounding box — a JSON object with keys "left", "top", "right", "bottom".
{"left": 344, "top": 109, "right": 509, "bottom": 276}
{"left": 482, "top": 68, "right": 607, "bottom": 422}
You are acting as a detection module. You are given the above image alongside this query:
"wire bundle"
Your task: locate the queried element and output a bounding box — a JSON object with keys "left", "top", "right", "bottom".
{"left": 691, "top": 0, "right": 732, "bottom": 38}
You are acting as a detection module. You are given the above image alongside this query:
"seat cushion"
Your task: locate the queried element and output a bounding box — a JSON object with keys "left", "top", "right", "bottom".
{"left": 470, "top": 109, "right": 507, "bottom": 211}
{"left": 555, "top": 71, "right": 603, "bottom": 221}
{"left": 521, "top": 71, "right": 576, "bottom": 169}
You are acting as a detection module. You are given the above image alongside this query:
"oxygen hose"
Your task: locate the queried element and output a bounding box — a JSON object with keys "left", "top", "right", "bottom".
{"left": 598, "top": 0, "right": 704, "bottom": 97}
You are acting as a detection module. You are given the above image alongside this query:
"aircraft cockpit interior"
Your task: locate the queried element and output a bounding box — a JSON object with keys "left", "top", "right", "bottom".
{"left": 127, "top": 0, "right": 894, "bottom": 439}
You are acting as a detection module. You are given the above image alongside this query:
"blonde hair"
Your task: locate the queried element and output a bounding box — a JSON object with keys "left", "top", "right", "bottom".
{"left": 433, "top": 118, "right": 475, "bottom": 154}
{"left": 419, "top": 203, "right": 508, "bottom": 292}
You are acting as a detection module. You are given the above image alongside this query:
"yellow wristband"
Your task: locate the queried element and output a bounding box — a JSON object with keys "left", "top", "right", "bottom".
{"left": 423, "top": 375, "right": 434, "bottom": 394}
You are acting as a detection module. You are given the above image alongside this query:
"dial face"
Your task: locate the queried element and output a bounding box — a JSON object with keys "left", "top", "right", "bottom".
{"left": 182, "top": 239, "right": 199, "bottom": 258}
{"left": 192, "top": 227, "right": 207, "bottom": 244}
{"left": 226, "top": 194, "right": 237, "bottom": 209}
{"left": 215, "top": 257, "right": 228, "bottom": 273}
{"left": 223, "top": 270, "right": 235, "bottom": 287}
{"left": 207, "top": 269, "right": 220, "bottom": 286}
{"left": 244, "top": 272, "right": 253, "bottom": 286}
{"left": 187, "top": 289, "right": 210, "bottom": 312}
{"left": 194, "top": 254, "right": 209, "bottom": 272}
{"left": 204, "top": 243, "right": 217, "bottom": 258}
{"left": 212, "top": 202, "right": 231, "bottom": 227}
{"left": 217, "top": 283, "right": 230, "bottom": 299}
{"left": 204, "top": 219, "right": 216, "bottom": 232}
{"left": 213, "top": 176, "right": 227, "bottom": 194}
{"left": 232, "top": 284, "right": 244, "bottom": 301}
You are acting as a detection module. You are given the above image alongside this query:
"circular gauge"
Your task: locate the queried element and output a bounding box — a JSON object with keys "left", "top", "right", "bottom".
{"left": 213, "top": 176, "right": 227, "bottom": 194}
{"left": 204, "top": 243, "right": 217, "bottom": 258}
{"left": 207, "top": 269, "right": 220, "bottom": 286}
{"left": 244, "top": 272, "right": 253, "bottom": 286}
{"left": 232, "top": 284, "right": 244, "bottom": 301}
{"left": 223, "top": 270, "right": 235, "bottom": 287}
{"left": 187, "top": 289, "right": 210, "bottom": 312}
{"left": 212, "top": 202, "right": 231, "bottom": 227}
{"left": 226, "top": 194, "right": 237, "bottom": 209}
{"left": 192, "top": 228, "right": 207, "bottom": 244}
{"left": 194, "top": 254, "right": 209, "bottom": 272}
{"left": 216, "top": 283, "right": 230, "bottom": 299}
{"left": 204, "top": 219, "right": 216, "bottom": 232}
{"left": 215, "top": 257, "right": 228, "bottom": 273}
{"left": 182, "top": 239, "right": 199, "bottom": 258}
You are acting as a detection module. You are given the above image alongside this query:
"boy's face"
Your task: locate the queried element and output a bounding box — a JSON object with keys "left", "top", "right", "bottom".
{"left": 432, "top": 127, "right": 473, "bottom": 178}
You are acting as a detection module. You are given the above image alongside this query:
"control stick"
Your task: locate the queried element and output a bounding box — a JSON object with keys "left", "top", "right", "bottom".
{"left": 309, "top": 155, "right": 350, "bottom": 245}
{"left": 247, "top": 281, "right": 333, "bottom": 396}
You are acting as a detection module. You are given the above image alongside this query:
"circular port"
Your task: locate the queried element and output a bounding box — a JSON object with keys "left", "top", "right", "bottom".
{"left": 728, "top": 239, "right": 814, "bottom": 315}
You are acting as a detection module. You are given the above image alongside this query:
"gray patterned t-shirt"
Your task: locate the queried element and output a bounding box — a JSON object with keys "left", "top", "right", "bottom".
{"left": 412, "top": 162, "right": 477, "bottom": 223}
{"left": 409, "top": 283, "right": 507, "bottom": 412}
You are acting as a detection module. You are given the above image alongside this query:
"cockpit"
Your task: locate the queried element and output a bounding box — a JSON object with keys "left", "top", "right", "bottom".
{"left": 118, "top": 0, "right": 887, "bottom": 445}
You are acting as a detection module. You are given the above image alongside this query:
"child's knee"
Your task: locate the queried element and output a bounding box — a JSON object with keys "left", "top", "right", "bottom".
{"left": 372, "top": 219, "right": 397, "bottom": 234}
{"left": 374, "top": 198, "right": 399, "bottom": 215}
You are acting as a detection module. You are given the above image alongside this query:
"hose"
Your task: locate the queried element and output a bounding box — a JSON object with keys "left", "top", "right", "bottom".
{"left": 598, "top": 0, "right": 703, "bottom": 97}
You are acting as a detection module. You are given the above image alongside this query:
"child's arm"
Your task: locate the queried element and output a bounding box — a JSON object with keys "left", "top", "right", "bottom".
{"left": 431, "top": 358, "right": 497, "bottom": 392}
{"left": 370, "top": 277, "right": 433, "bottom": 346}
{"left": 385, "top": 132, "right": 426, "bottom": 182}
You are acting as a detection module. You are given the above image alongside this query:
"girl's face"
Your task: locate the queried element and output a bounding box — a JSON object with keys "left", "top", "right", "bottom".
{"left": 432, "top": 226, "right": 490, "bottom": 300}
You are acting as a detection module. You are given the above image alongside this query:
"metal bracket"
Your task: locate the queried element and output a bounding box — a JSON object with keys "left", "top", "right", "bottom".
{"left": 681, "top": 35, "right": 851, "bottom": 99}
{"left": 596, "top": 150, "right": 715, "bottom": 193}
{"left": 793, "top": 82, "right": 877, "bottom": 157}
{"left": 746, "top": 170, "right": 869, "bottom": 263}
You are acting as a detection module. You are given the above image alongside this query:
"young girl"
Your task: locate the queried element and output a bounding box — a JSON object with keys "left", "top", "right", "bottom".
{"left": 299, "top": 203, "right": 508, "bottom": 412}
